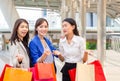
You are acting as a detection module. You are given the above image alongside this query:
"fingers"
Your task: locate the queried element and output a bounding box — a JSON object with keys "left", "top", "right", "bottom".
{"left": 53, "top": 50, "right": 61, "bottom": 55}
{"left": 16, "top": 54, "right": 24, "bottom": 62}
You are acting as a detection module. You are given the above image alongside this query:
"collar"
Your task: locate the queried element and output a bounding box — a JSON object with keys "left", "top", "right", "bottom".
{"left": 60, "top": 35, "right": 78, "bottom": 43}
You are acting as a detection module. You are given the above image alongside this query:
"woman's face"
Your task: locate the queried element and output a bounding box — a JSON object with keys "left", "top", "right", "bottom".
{"left": 62, "top": 21, "right": 74, "bottom": 36}
{"left": 36, "top": 21, "right": 48, "bottom": 37}
{"left": 17, "top": 22, "right": 28, "bottom": 40}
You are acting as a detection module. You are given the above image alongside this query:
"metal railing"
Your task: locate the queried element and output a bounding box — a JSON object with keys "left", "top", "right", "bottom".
{"left": 110, "top": 36, "right": 120, "bottom": 53}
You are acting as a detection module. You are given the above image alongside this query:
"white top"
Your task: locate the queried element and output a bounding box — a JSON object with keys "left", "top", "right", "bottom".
{"left": 59, "top": 35, "right": 85, "bottom": 63}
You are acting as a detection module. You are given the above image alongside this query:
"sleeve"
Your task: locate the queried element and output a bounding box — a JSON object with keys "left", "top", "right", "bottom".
{"left": 9, "top": 44, "right": 21, "bottom": 67}
{"left": 29, "top": 41, "right": 40, "bottom": 66}
{"left": 79, "top": 38, "right": 86, "bottom": 58}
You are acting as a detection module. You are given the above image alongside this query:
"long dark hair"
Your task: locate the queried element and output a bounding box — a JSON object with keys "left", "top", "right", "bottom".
{"left": 34, "top": 18, "right": 48, "bottom": 35}
{"left": 63, "top": 18, "right": 79, "bottom": 36}
{"left": 10, "top": 18, "right": 29, "bottom": 45}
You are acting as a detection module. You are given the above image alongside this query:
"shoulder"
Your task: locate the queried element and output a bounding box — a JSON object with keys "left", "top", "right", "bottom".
{"left": 9, "top": 41, "right": 19, "bottom": 51}
{"left": 73, "top": 35, "right": 85, "bottom": 43}
{"left": 59, "top": 37, "right": 66, "bottom": 43}
{"left": 75, "top": 35, "right": 84, "bottom": 40}
{"left": 29, "top": 35, "right": 39, "bottom": 44}
{"left": 10, "top": 40, "right": 19, "bottom": 47}
{"left": 44, "top": 37, "right": 51, "bottom": 43}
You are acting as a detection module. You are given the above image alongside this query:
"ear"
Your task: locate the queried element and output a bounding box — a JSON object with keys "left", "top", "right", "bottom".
{"left": 36, "top": 28, "right": 38, "bottom": 31}
{"left": 72, "top": 25, "right": 75, "bottom": 30}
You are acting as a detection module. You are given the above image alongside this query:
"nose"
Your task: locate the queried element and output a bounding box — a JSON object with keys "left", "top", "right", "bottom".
{"left": 23, "top": 27, "right": 28, "bottom": 31}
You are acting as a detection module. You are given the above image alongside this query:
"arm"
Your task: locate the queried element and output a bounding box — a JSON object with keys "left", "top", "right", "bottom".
{"left": 53, "top": 50, "right": 64, "bottom": 62}
{"left": 29, "top": 41, "right": 41, "bottom": 65}
{"left": 83, "top": 51, "right": 88, "bottom": 63}
{"left": 46, "top": 38, "right": 65, "bottom": 61}
{"left": 57, "top": 41, "right": 65, "bottom": 62}
{"left": 80, "top": 38, "right": 88, "bottom": 63}
{"left": 37, "top": 50, "right": 50, "bottom": 63}
{"left": 9, "top": 43, "right": 23, "bottom": 68}
{"left": 29, "top": 41, "right": 49, "bottom": 64}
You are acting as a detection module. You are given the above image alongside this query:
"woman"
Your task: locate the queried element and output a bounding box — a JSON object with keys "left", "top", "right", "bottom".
{"left": 29, "top": 18, "right": 60, "bottom": 69}
{"left": 58, "top": 18, "right": 88, "bottom": 81}
{"left": 9, "top": 18, "right": 30, "bottom": 68}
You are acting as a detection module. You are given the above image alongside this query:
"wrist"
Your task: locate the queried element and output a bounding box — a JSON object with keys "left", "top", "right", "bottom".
{"left": 57, "top": 52, "right": 61, "bottom": 56}
{"left": 19, "top": 61, "right": 22, "bottom": 64}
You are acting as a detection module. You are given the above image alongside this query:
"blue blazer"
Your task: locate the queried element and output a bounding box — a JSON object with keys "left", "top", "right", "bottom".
{"left": 29, "top": 35, "right": 56, "bottom": 66}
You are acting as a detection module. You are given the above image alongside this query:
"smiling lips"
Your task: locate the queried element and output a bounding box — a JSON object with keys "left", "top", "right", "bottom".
{"left": 63, "top": 30, "right": 67, "bottom": 33}
{"left": 22, "top": 32, "right": 27, "bottom": 36}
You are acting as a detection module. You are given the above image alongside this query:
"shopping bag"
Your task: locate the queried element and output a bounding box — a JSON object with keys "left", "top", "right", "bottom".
{"left": 75, "top": 63, "right": 95, "bottom": 81}
{"left": 68, "top": 68, "right": 76, "bottom": 81}
{"left": 90, "top": 60, "right": 106, "bottom": 81}
{"left": 3, "top": 67, "right": 32, "bottom": 81}
{"left": 29, "top": 67, "right": 54, "bottom": 81}
{"left": 29, "top": 67, "right": 37, "bottom": 81}
{"left": 0, "top": 64, "right": 12, "bottom": 81}
{"left": 35, "top": 63, "right": 56, "bottom": 81}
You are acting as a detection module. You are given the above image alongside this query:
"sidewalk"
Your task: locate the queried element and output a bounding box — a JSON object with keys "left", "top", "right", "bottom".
{"left": 55, "top": 50, "right": 120, "bottom": 81}
{"left": 85, "top": 50, "right": 120, "bottom": 81}
{"left": 103, "top": 50, "right": 120, "bottom": 81}
{"left": 0, "top": 50, "right": 120, "bottom": 81}
{"left": 0, "top": 50, "right": 10, "bottom": 76}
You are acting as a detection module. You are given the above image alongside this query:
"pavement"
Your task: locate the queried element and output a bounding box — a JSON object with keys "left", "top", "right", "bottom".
{"left": 0, "top": 50, "right": 120, "bottom": 81}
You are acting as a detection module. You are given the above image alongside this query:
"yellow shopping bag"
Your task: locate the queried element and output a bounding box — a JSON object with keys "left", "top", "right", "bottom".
{"left": 3, "top": 67, "right": 32, "bottom": 81}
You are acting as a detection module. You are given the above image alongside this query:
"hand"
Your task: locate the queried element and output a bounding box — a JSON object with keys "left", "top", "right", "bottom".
{"left": 16, "top": 54, "right": 24, "bottom": 63}
{"left": 53, "top": 50, "right": 61, "bottom": 56}
{"left": 85, "top": 50, "right": 94, "bottom": 56}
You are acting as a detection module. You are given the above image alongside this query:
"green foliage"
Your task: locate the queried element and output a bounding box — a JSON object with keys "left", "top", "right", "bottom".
{"left": 86, "top": 42, "right": 97, "bottom": 50}
{"left": 106, "top": 42, "right": 111, "bottom": 49}
{"left": 86, "top": 42, "right": 111, "bottom": 50}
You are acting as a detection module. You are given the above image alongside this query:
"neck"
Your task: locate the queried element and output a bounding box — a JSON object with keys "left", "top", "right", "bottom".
{"left": 18, "top": 35, "right": 23, "bottom": 41}
{"left": 66, "top": 33, "right": 74, "bottom": 40}
{"left": 38, "top": 35, "right": 44, "bottom": 40}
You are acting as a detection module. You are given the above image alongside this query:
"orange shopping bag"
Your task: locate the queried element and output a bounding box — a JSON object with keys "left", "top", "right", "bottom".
{"left": 0, "top": 64, "right": 11, "bottom": 81}
{"left": 3, "top": 67, "right": 32, "bottom": 81}
{"left": 35, "top": 63, "right": 56, "bottom": 81}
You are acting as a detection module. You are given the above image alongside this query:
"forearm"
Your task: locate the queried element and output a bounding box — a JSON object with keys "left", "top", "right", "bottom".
{"left": 82, "top": 51, "right": 88, "bottom": 63}
{"left": 58, "top": 54, "right": 64, "bottom": 62}
{"left": 37, "top": 53, "right": 47, "bottom": 63}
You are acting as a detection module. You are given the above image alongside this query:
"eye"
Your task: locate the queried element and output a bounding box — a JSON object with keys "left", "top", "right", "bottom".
{"left": 45, "top": 26, "right": 48, "bottom": 28}
{"left": 39, "top": 25, "right": 48, "bottom": 28}
{"left": 20, "top": 26, "right": 24, "bottom": 28}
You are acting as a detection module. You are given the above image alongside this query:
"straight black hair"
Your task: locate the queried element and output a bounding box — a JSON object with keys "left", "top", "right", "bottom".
{"left": 10, "top": 18, "right": 29, "bottom": 45}
{"left": 63, "top": 18, "right": 79, "bottom": 36}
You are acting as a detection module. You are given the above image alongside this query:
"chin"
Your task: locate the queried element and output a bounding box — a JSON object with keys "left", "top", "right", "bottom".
{"left": 64, "top": 33, "right": 68, "bottom": 36}
{"left": 41, "top": 34, "right": 46, "bottom": 36}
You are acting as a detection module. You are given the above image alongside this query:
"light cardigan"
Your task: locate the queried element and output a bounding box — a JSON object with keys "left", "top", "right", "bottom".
{"left": 9, "top": 40, "right": 30, "bottom": 68}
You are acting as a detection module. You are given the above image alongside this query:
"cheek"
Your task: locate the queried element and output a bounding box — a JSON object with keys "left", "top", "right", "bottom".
{"left": 17, "top": 29, "right": 21, "bottom": 34}
{"left": 26, "top": 28, "right": 29, "bottom": 31}
{"left": 36, "top": 28, "right": 41, "bottom": 32}
{"left": 46, "top": 28, "right": 48, "bottom": 32}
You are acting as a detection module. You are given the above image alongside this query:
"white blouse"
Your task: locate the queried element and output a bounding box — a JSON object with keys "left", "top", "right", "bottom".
{"left": 59, "top": 35, "right": 85, "bottom": 63}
